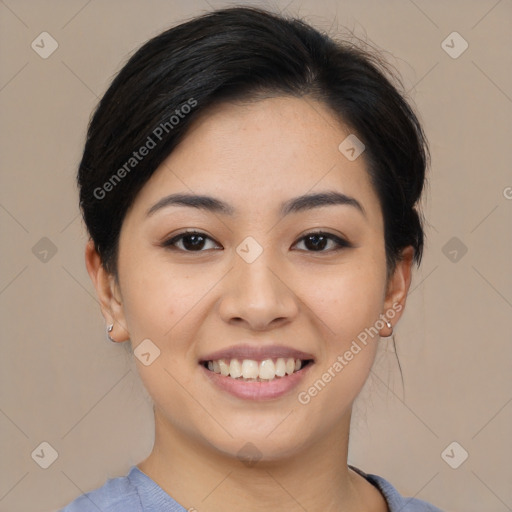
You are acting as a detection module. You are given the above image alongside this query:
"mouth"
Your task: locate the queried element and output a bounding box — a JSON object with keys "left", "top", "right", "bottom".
{"left": 200, "top": 357, "right": 315, "bottom": 382}
{"left": 198, "top": 345, "right": 316, "bottom": 400}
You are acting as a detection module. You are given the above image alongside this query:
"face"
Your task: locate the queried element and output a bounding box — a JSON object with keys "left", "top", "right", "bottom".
{"left": 92, "top": 96, "right": 410, "bottom": 461}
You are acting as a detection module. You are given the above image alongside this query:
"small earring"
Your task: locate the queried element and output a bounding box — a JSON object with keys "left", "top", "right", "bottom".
{"left": 379, "top": 317, "right": 393, "bottom": 337}
{"left": 106, "top": 323, "right": 116, "bottom": 343}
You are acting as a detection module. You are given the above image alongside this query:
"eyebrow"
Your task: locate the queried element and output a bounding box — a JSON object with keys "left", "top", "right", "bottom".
{"left": 146, "top": 191, "right": 366, "bottom": 218}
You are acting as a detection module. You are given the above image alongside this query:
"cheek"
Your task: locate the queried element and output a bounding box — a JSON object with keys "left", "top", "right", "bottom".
{"left": 304, "top": 259, "right": 386, "bottom": 346}
{"left": 119, "top": 260, "right": 210, "bottom": 343}
{"left": 118, "top": 264, "right": 212, "bottom": 431}
{"left": 118, "top": 260, "right": 216, "bottom": 393}
{"left": 298, "top": 253, "right": 387, "bottom": 402}
{"left": 295, "top": 262, "right": 386, "bottom": 428}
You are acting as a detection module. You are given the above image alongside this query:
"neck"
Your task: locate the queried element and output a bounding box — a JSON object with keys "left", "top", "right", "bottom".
{"left": 137, "top": 407, "right": 382, "bottom": 512}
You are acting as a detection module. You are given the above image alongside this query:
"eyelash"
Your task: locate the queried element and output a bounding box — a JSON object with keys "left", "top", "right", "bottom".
{"left": 161, "top": 230, "right": 353, "bottom": 253}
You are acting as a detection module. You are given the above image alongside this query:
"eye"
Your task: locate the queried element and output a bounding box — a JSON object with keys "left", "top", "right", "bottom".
{"left": 161, "top": 230, "right": 222, "bottom": 252}
{"left": 293, "top": 231, "right": 352, "bottom": 252}
{"left": 161, "top": 230, "right": 352, "bottom": 253}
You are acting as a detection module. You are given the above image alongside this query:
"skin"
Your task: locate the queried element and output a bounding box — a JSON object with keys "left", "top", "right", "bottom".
{"left": 86, "top": 96, "right": 414, "bottom": 512}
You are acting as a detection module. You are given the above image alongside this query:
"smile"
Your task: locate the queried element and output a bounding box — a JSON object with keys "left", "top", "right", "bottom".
{"left": 202, "top": 357, "right": 314, "bottom": 382}
{"left": 200, "top": 358, "right": 315, "bottom": 400}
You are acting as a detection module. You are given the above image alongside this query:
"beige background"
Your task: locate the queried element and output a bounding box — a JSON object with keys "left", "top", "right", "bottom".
{"left": 1, "top": 0, "right": 511, "bottom": 511}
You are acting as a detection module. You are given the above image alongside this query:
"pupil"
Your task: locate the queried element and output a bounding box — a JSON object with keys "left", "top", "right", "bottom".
{"left": 184, "top": 234, "right": 205, "bottom": 250}
{"left": 306, "top": 234, "right": 326, "bottom": 251}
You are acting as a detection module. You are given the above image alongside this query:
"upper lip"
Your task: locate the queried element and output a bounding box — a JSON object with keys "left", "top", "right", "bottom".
{"left": 199, "top": 344, "right": 315, "bottom": 363}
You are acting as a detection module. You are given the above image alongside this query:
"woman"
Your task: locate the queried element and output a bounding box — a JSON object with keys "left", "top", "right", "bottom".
{"left": 61, "top": 6, "right": 443, "bottom": 511}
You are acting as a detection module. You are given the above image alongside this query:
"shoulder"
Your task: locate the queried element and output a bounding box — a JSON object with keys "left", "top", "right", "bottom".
{"left": 349, "top": 465, "right": 445, "bottom": 512}
{"left": 58, "top": 467, "right": 143, "bottom": 512}
{"left": 59, "top": 466, "right": 187, "bottom": 512}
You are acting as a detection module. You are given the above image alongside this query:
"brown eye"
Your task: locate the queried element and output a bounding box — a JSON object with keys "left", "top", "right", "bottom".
{"left": 294, "top": 232, "right": 351, "bottom": 252}
{"left": 162, "top": 231, "right": 221, "bottom": 252}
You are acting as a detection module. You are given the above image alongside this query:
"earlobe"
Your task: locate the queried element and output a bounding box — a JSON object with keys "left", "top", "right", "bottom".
{"left": 381, "top": 246, "right": 415, "bottom": 330}
{"left": 84, "top": 239, "right": 130, "bottom": 342}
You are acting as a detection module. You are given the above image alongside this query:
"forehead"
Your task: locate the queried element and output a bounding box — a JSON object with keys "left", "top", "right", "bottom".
{"left": 128, "top": 96, "right": 382, "bottom": 224}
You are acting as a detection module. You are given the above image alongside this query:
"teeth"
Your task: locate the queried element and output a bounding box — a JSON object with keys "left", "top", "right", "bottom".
{"left": 275, "top": 358, "right": 286, "bottom": 377}
{"left": 241, "top": 359, "right": 259, "bottom": 379}
{"left": 205, "top": 357, "right": 307, "bottom": 381}
{"left": 259, "top": 359, "right": 276, "bottom": 380}
{"left": 285, "top": 358, "right": 295, "bottom": 375}
{"left": 229, "top": 359, "right": 242, "bottom": 378}
{"left": 218, "top": 359, "right": 230, "bottom": 376}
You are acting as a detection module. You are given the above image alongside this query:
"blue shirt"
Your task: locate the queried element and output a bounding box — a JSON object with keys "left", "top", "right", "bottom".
{"left": 59, "top": 465, "right": 444, "bottom": 511}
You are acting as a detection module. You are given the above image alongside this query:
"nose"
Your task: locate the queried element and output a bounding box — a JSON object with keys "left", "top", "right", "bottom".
{"left": 218, "top": 252, "right": 299, "bottom": 331}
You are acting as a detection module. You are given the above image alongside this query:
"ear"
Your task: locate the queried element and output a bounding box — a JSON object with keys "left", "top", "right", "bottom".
{"left": 85, "top": 239, "right": 130, "bottom": 342}
{"left": 381, "top": 245, "right": 415, "bottom": 330}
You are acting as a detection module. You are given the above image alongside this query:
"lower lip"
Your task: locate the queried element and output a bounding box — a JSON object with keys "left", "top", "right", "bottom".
{"left": 199, "top": 363, "right": 314, "bottom": 401}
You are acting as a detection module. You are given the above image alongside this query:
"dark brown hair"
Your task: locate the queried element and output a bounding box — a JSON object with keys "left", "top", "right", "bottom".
{"left": 78, "top": 6, "right": 429, "bottom": 283}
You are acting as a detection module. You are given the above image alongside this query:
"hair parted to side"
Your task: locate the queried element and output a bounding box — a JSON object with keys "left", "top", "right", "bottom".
{"left": 78, "top": 6, "right": 429, "bottom": 281}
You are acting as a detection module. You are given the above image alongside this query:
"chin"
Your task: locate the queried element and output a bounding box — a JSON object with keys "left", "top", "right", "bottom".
{"left": 198, "top": 422, "right": 313, "bottom": 465}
